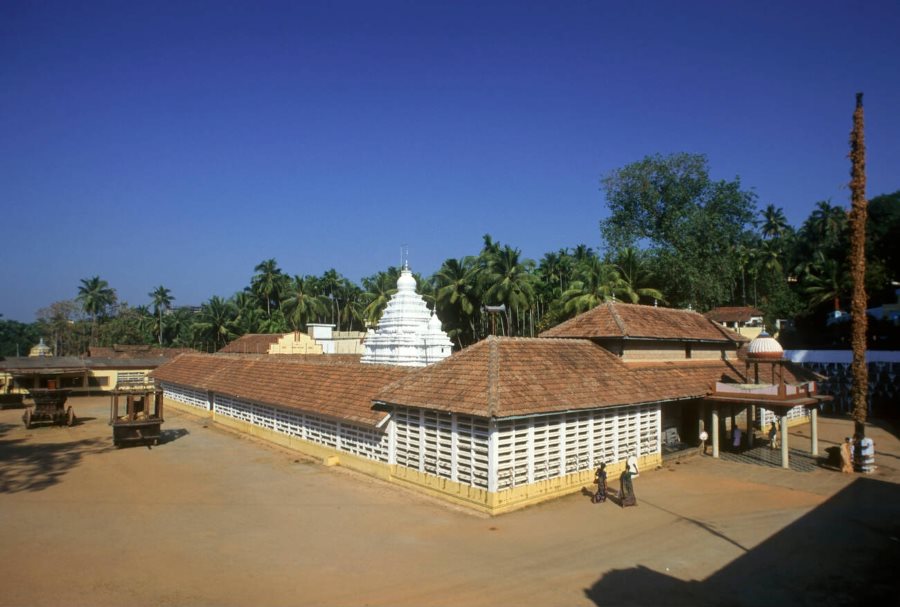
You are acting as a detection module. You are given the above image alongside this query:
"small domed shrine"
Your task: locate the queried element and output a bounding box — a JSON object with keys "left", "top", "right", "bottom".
{"left": 28, "top": 338, "right": 52, "bottom": 357}
{"left": 361, "top": 263, "right": 453, "bottom": 367}
{"left": 746, "top": 331, "right": 783, "bottom": 360}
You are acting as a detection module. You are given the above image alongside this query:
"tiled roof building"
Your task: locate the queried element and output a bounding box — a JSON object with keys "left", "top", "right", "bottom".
{"left": 153, "top": 302, "right": 826, "bottom": 515}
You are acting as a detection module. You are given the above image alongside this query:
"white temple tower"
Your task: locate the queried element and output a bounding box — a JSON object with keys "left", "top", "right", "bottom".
{"left": 361, "top": 264, "right": 453, "bottom": 367}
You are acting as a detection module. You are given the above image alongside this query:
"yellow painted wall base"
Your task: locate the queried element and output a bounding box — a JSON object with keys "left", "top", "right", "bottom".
{"left": 164, "top": 397, "right": 663, "bottom": 516}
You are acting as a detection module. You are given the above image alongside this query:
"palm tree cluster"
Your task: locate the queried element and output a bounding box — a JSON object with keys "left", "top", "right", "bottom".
{"left": 16, "top": 187, "right": 897, "bottom": 355}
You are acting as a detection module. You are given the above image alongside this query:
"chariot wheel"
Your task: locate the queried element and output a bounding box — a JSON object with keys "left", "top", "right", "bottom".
{"left": 23, "top": 408, "right": 31, "bottom": 429}
{"left": 66, "top": 406, "right": 75, "bottom": 427}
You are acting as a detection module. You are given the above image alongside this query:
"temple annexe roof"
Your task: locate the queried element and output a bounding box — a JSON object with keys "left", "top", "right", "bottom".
{"left": 539, "top": 301, "right": 747, "bottom": 343}
{"left": 151, "top": 353, "right": 413, "bottom": 426}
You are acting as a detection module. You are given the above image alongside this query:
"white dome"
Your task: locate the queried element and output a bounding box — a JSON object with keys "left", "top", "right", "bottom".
{"left": 747, "top": 331, "right": 783, "bottom": 360}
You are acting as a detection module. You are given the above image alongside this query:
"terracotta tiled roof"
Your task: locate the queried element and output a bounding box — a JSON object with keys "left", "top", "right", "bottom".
{"left": 539, "top": 302, "right": 746, "bottom": 343}
{"left": 704, "top": 306, "right": 764, "bottom": 323}
{"left": 218, "top": 334, "right": 284, "bottom": 354}
{"left": 88, "top": 345, "right": 197, "bottom": 359}
{"left": 151, "top": 353, "right": 411, "bottom": 425}
{"left": 376, "top": 337, "right": 728, "bottom": 418}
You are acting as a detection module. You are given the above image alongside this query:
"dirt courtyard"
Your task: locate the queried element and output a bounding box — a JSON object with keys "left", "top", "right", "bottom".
{"left": 1, "top": 396, "right": 898, "bottom": 606}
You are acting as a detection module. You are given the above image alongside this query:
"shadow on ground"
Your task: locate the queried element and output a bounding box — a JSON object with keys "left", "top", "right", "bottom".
{"left": 0, "top": 423, "right": 111, "bottom": 493}
{"left": 159, "top": 428, "right": 189, "bottom": 445}
{"left": 585, "top": 478, "right": 900, "bottom": 607}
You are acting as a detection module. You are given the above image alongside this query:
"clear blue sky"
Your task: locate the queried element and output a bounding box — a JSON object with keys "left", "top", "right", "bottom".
{"left": 2, "top": 1, "right": 898, "bottom": 322}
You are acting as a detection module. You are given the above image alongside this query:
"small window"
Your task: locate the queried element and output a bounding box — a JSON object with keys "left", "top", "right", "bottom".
{"left": 88, "top": 376, "right": 110, "bottom": 387}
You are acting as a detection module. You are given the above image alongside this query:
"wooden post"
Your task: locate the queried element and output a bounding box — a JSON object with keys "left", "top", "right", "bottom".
{"left": 781, "top": 414, "right": 790, "bottom": 469}
{"left": 746, "top": 405, "right": 754, "bottom": 448}
{"left": 712, "top": 406, "right": 720, "bottom": 458}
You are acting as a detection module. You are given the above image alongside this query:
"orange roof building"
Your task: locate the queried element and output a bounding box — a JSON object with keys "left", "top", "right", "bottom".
{"left": 152, "top": 302, "right": 826, "bottom": 515}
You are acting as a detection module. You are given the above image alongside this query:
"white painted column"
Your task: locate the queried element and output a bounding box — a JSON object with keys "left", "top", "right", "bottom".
{"left": 612, "top": 412, "right": 620, "bottom": 462}
{"left": 781, "top": 414, "right": 790, "bottom": 469}
{"left": 387, "top": 411, "right": 397, "bottom": 465}
{"left": 418, "top": 409, "right": 426, "bottom": 472}
{"left": 712, "top": 406, "right": 720, "bottom": 458}
{"left": 810, "top": 407, "right": 818, "bottom": 456}
{"left": 558, "top": 415, "right": 567, "bottom": 477}
{"left": 335, "top": 421, "right": 343, "bottom": 452}
{"left": 634, "top": 407, "right": 644, "bottom": 457}
{"left": 587, "top": 412, "right": 595, "bottom": 467}
{"left": 450, "top": 413, "right": 459, "bottom": 482}
{"left": 527, "top": 418, "right": 535, "bottom": 484}
{"left": 488, "top": 418, "right": 499, "bottom": 493}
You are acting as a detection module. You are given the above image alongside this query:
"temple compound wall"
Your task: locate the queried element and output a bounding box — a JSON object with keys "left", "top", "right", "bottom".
{"left": 161, "top": 381, "right": 661, "bottom": 515}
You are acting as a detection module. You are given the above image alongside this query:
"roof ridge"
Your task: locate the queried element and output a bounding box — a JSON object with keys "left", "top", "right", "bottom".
{"left": 608, "top": 301, "right": 628, "bottom": 337}
{"left": 487, "top": 336, "right": 499, "bottom": 417}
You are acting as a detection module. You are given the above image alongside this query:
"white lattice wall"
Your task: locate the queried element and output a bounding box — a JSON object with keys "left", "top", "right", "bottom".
{"left": 162, "top": 383, "right": 210, "bottom": 410}
{"left": 495, "top": 403, "right": 661, "bottom": 491}
{"left": 392, "top": 406, "right": 490, "bottom": 489}
{"left": 117, "top": 371, "right": 147, "bottom": 385}
{"left": 758, "top": 404, "right": 810, "bottom": 427}
{"left": 212, "top": 394, "right": 389, "bottom": 463}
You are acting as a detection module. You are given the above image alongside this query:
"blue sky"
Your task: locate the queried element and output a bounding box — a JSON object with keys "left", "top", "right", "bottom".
{"left": 2, "top": 1, "right": 898, "bottom": 322}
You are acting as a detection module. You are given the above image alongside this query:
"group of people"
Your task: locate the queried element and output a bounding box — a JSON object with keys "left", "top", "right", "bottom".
{"left": 591, "top": 455, "right": 639, "bottom": 508}
{"left": 840, "top": 434, "right": 876, "bottom": 474}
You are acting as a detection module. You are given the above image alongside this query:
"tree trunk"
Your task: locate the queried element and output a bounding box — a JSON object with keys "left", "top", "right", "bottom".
{"left": 849, "top": 92, "right": 869, "bottom": 439}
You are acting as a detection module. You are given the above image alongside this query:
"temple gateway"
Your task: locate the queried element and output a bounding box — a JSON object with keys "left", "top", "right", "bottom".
{"left": 153, "top": 271, "right": 825, "bottom": 515}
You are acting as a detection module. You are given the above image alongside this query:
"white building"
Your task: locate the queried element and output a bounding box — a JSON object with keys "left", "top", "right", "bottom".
{"left": 361, "top": 264, "right": 453, "bottom": 367}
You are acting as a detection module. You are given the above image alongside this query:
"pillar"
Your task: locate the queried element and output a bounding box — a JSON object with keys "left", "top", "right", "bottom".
{"left": 781, "top": 414, "right": 790, "bottom": 469}
{"left": 712, "top": 406, "right": 720, "bottom": 458}
{"left": 746, "top": 405, "right": 754, "bottom": 448}
{"left": 810, "top": 407, "right": 818, "bottom": 456}
{"left": 488, "top": 419, "right": 499, "bottom": 493}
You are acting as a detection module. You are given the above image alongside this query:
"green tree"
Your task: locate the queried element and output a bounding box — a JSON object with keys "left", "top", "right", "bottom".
{"left": 434, "top": 257, "right": 482, "bottom": 347}
{"left": 149, "top": 285, "right": 174, "bottom": 346}
{"left": 600, "top": 153, "right": 756, "bottom": 310}
{"left": 283, "top": 275, "right": 327, "bottom": 331}
{"left": 481, "top": 245, "right": 535, "bottom": 336}
{"left": 361, "top": 269, "right": 399, "bottom": 326}
{"left": 561, "top": 257, "right": 628, "bottom": 315}
{"left": 760, "top": 204, "right": 790, "bottom": 240}
{"left": 611, "top": 247, "right": 665, "bottom": 305}
{"left": 251, "top": 259, "right": 285, "bottom": 318}
{"left": 195, "top": 296, "right": 237, "bottom": 351}
{"left": 76, "top": 276, "right": 117, "bottom": 347}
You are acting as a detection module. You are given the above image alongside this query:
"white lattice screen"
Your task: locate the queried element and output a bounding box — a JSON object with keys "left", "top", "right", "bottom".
{"left": 759, "top": 404, "right": 810, "bottom": 427}
{"left": 495, "top": 403, "right": 661, "bottom": 490}
{"left": 162, "top": 383, "right": 209, "bottom": 410}
{"left": 211, "top": 394, "right": 388, "bottom": 462}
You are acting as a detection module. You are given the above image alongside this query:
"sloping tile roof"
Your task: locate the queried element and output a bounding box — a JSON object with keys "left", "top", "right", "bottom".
{"left": 705, "top": 306, "right": 764, "bottom": 323}
{"left": 218, "top": 334, "right": 284, "bottom": 354}
{"left": 539, "top": 302, "right": 746, "bottom": 343}
{"left": 376, "top": 337, "right": 723, "bottom": 418}
{"left": 88, "top": 345, "right": 196, "bottom": 359}
{"left": 151, "top": 353, "right": 411, "bottom": 425}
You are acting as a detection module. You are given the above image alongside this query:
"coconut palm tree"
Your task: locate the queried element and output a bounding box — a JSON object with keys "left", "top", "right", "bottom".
{"left": 283, "top": 275, "right": 327, "bottom": 331}
{"left": 760, "top": 204, "right": 790, "bottom": 240}
{"left": 612, "top": 247, "right": 666, "bottom": 305}
{"left": 434, "top": 257, "right": 481, "bottom": 346}
{"left": 801, "top": 252, "right": 850, "bottom": 313}
{"left": 251, "top": 259, "right": 285, "bottom": 318}
{"left": 481, "top": 245, "right": 535, "bottom": 336}
{"left": 561, "top": 257, "right": 628, "bottom": 315}
{"left": 149, "top": 285, "right": 174, "bottom": 346}
{"left": 361, "top": 269, "right": 399, "bottom": 326}
{"left": 77, "top": 276, "right": 116, "bottom": 346}
{"left": 195, "top": 296, "right": 237, "bottom": 351}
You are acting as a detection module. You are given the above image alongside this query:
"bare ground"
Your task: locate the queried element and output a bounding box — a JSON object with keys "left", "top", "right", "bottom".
{"left": 1, "top": 397, "right": 898, "bottom": 606}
